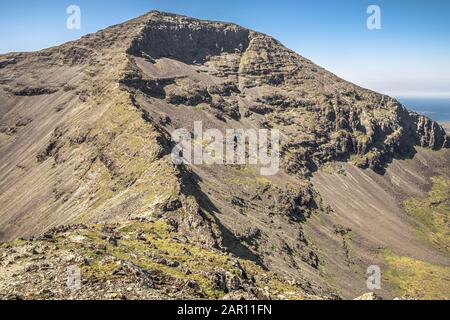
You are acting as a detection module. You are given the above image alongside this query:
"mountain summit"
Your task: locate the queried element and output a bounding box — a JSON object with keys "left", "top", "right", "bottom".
{"left": 0, "top": 11, "right": 448, "bottom": 299}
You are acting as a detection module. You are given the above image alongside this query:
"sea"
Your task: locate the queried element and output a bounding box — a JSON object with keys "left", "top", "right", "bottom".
{"left": 396, "top": 97, "right": 450, "bottom": 122}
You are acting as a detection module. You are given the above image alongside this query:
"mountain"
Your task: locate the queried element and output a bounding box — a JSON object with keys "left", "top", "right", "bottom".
{"left": 441, "top": 121, "right": 450, "bottom": 132}
{"left": 0, "top": 11, "right": 448, "bottom": 300}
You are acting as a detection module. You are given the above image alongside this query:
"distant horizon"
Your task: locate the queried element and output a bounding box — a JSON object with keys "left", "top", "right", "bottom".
{"left": 1, "top": 1, "right": 449, "bottom": 98}
{"left": 396, "top": 96, "right": 450, "bottom": 122}
{"left": 393, "top": 93, "right": 450, "bottom": 99}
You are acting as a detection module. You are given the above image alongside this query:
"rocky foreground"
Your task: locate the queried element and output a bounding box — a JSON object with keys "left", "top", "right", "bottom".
{"left": 0, "top": 220, "right": 330, "bottom": 300}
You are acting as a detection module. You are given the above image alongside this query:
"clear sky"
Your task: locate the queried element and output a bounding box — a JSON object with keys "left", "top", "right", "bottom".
{"left": 1, "top": 0, "right": 449, "bottom": 97}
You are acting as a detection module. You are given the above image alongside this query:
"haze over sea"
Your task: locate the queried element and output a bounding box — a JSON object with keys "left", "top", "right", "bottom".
{"left": 396, "top": 97, "right": 450, "bottom": 122}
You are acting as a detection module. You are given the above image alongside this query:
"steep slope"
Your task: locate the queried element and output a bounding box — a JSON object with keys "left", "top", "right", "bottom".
{"left": 0, "top": 13, "right": 220, "bottom": 247}
{"left": 440, "top": 121, "right": 450, "bottom": 132}
{"left": 312, "top": 148, "right": 449, "bottom": 298}
{"left": 0, "top": 11, "right": 448, "bottom": 299}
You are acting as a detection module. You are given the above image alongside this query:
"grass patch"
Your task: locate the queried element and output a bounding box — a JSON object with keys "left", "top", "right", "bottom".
{"left": 381, "top": 250, "right": 450, "bottom": 300}
{"left": 403, "top": 176, "right": 450, "bottom": 252}
{"left": 70, "top": 220, "right": 308, "bottom": 299}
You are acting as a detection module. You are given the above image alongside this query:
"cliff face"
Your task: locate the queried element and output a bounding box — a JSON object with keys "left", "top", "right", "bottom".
{"left": 0, "top": 11, "right": 448, "bottom": 299}
{"left": 125, "top": 12, "right": 448, "bottom": 175}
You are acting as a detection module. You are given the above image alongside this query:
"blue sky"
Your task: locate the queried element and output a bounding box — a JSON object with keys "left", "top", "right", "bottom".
{"left": 1, "top": 0, "right": 449, "bottom": 97}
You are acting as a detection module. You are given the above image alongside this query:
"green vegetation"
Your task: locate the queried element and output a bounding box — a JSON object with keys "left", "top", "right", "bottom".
{"left": 321, "top": 162, "right": 346, "bottom": 175}
{"left": 349, "top": 154, "right": 368, "bottom": 168}
{"left": 64, "top": 91, "right": 182, "bottom": 221}
{"left": 381, "top": 250, "right": 450, "bottom": 300}
{"left": 64, "top": 220, "right": 308, "bottom": 299}
{"left": 223, "top": 165, "right": 272, "bottom": 187}
{"left": 403, "top": 176, "right": 450, "bottom": 253}
{"left": 381, "top": 176, "right": 450, "bottom": 299}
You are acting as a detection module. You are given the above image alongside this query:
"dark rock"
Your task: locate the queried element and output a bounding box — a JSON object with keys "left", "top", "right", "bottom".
{"left": 302, "top": 250, "right": 319, "bottom": 269}
{"left": 207, "top": 269, "right": 228, "bottom": 292}
{"left": 228, "top": 275, "right": 241, "bottom": 291}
